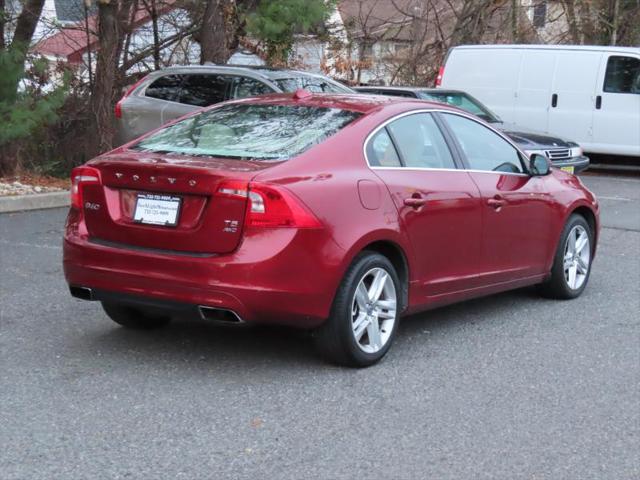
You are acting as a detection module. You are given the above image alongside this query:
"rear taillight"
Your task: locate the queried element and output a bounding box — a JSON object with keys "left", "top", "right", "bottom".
{"left": 216, "top": 181, "right": 322, "bottom": 229}
{"left": 435, "top": 65, "right": 444, "bottom": 87}
{"left": 70, "top": 166, "right": 101, "bottom": 210}
{"left": 114, "top": 75, "right": 148, "bottom": 119}
{"left": 247, "top": 184, "right": 321, "bottom": 228}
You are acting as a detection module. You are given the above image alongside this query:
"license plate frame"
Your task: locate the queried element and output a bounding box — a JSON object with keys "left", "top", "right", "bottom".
{"left": 133, "top": 193, "right": 182, "bottom": 227}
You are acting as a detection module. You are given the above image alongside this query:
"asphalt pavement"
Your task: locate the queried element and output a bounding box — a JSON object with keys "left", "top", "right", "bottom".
{"left": 1, "top": 173, "right": 638, "bottom": 480}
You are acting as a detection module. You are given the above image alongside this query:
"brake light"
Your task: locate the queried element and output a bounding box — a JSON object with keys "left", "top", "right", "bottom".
{"left": 115, "top": 75, "right": 148, "bottom": 119}
{"left": 247, "top": 183, "right": 321, "bottom": 228}
{"left": 216, "top": 181, "right": 322, "bottom": 229}
{"left": 70, "top": 166, "right": 101, "bottom": 209}
{"left": 435, "top": 65, "right": 444, "bottom": 87}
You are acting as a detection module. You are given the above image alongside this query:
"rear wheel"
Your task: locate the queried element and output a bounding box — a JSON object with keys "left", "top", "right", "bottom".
{"left": 538, "top": 214, "right": 593, "bottom": 299}
{"left": 101, "top": 302, "right": 171, "bottom": 329}
{"left": 314, "top": 252, "right": 401, "bottom": 367}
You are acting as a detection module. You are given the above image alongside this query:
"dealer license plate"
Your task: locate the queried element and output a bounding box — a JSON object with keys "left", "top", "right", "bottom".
{"left": 133, "top": 193, "right": 181, "bottom": 227}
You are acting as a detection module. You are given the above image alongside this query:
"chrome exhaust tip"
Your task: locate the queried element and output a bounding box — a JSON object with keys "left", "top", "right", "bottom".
{"left": 69, "top": 286, "right": 93, "bottom": 301}
{"left": 198, "top": 306, "right": 244, "bottom": 324}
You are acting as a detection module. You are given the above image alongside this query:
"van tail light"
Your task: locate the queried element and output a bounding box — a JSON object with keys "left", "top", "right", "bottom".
{"left": 115, "top": 75, "right": 148, "bottom": 119}
{"left": 216, "top": 181, "right": 322, "bottom": 229}
{"left": 70, "top": 166, "right": 101, "bottom": 210}
{"left": 435, "top": 65, "right": 444, "bottom": 87}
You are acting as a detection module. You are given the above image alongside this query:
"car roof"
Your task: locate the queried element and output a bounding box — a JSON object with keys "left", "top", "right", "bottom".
{"left": 150, "top": 64, "right": 336, "bottom": 82}
{"left": 213, "top": 92, "right": 459, "bottom": 115}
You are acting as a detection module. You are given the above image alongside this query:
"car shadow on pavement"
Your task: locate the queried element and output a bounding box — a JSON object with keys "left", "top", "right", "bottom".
{"left": 398, "top": 286, "right": 542, "bottom": 337}
{"left": 87, "top": 317, "right": 328, "bottom": 370}
{"left": 81, "top": 286, "right": 543, "bottom": 370}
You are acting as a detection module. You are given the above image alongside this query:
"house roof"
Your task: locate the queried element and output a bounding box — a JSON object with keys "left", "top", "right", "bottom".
{"left": 33, "top": 0, "right": 177, "bottom": 63}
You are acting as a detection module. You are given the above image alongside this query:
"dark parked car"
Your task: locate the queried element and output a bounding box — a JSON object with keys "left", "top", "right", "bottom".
{"left": 354, "top": 86, "right": 590, "bottom": 173}
{"left": 115, "top": 65, "right": 354, "bottom": 145}
{"left": 65, "top": 92, "right": 599, "bottom": 367}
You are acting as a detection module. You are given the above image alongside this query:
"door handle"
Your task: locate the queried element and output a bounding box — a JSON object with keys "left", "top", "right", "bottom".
{"left": 551, "top": 93, "right": 558, "bottom": 108}
{"left": 595, "top": 95, "right": 602, "bottom": 109}
{"left": 404, "top": 197, "right": 427, "bottom": 208}
{"left": 487, "top": 195, "right": 504, "bottom": 210}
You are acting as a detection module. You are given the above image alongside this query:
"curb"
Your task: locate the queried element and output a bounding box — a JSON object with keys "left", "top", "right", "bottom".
{"left": 0, "top": 191, "right": 70, "bottom": 214}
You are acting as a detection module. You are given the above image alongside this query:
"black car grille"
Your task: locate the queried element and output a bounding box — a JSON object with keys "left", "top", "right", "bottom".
{"left": 545, "top": 148, "right": 572, "bottom": 160}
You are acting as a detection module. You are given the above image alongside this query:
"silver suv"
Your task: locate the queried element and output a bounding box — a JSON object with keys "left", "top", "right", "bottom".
{"left": 115, "top": 65, "right": 353, "bottom": 145}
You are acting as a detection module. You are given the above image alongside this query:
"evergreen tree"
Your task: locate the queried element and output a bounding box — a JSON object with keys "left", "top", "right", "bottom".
{"left": 246, "top": 0, "right": 332, "bottom": 66}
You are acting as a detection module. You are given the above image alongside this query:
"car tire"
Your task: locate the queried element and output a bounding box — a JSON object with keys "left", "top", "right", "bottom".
{"left": 538, "top": 214, "right": 593, "bottom": 300}
{"left": 314, "top": 251, "right": 401, "bottom": 367}
{"left": 101, "top": 302, "right": 172, "bottom": 329}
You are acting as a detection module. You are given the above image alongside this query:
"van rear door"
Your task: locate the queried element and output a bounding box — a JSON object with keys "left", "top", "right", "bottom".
{"left": 547, "top": 51, "right": 602, "bottom": 148}
{"left": 440, "top": 47, "right": 520, "bottom": 123}
{"left": 591, "top": 52, "right": 640, "bottom": 156}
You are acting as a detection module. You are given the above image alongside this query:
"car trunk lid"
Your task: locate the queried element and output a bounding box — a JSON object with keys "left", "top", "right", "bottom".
{"left": 81, "top": 151, "right": 275, "bottom": 254}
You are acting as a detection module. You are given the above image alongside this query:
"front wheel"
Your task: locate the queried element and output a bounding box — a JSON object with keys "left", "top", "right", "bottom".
{"left": 314, "top": 252, "right": 401, "bottom": 367}
{"left": 538, "top": 214, "right": 593, "bottom": 299}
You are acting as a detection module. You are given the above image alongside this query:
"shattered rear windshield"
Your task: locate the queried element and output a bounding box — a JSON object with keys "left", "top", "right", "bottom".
{"left": 132, "top": 104, "right": 360, "bottom": 161}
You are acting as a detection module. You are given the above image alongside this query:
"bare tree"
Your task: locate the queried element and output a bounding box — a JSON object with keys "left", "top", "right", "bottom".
{"left": 556, "top": 0, "right": 640, "bottom": 46}
{"left": 0, "top": 0, "right": 6, "bottom": 50}
{"left": 199, "top": 0, "right": 233, "bottom": 64}
{"left": 92, "top": 0, "right": 124, "bottom": 153}
{"left": 5, "top": 0, "right": 46, "bottom": 98}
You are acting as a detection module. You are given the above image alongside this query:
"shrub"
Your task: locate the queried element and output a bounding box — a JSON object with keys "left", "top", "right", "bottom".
{"left": 0, "top": 49, "right": 69, "bottom": 176}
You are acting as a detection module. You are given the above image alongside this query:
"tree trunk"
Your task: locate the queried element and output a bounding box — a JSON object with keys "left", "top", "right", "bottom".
{"left": 561, "top": 1, "right": 581, "bottom": 44}
{"left": 150, "top": 0, "right": 161, "bottom": 69}
{"left": 0, "top": 0, "right": 6, "bottom": 50}
{"left": 200, "top": 0, "right": 229, "bottom": 64}
{"left": 11, "top": 0, "right": 45, "bottom": 48}
{"left": 510, "top": 0, "right": 518, "bottom": 42}
{"left": 92, "top": 0, "right": 120, "bottom": 154}
{"left": 611, "top": 0, "right": 620, "bottom": 45}
{"left": 6, "top": 0, "right": 46, "bottom": 101}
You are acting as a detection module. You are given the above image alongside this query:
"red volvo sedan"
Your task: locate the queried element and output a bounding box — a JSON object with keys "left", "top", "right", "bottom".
{"left": 64, "top": 91, "right": 599, "bottom": 367}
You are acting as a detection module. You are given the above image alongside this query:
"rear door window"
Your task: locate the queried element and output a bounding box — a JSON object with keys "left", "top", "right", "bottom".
{"left": 228, "top": 77, "right": 274, "bottom": 99}
{"left": 366, "top": 129, "right": 401, "bottom": 167}
{"left": 178, "top": 74, "right": 231, "bottom": 107}
{"left": 145, "top": 75, "right": 183, "bottom": 101}
{"left": 604, "top": 56, "right": 640, "bottom": 94}
{"left": 386, "top": 113, "right": 456, "bottom": 169}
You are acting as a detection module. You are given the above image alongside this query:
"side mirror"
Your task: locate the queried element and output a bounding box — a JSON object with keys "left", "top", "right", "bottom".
{"left": 529, "top": 153, "right": 550, "bottom": 176}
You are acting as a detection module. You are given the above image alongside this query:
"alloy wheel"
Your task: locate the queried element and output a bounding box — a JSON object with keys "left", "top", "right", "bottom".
{"left": 351, "top": 267, "right": 397, "bottom": 353}
{"left": 563, "top": 225, "right": 590, "bottom": 290}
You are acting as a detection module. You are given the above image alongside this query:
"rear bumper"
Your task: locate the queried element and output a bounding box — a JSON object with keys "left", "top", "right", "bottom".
{"left": 551, "top": 155, "right": 590, "bottom": 173}
{"left": 63, "top": 217, "right": 344, "bottom": 328}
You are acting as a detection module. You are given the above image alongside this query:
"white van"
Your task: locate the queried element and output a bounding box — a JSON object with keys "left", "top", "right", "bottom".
{"left": 438, "top": 45, "right": 640, "bottom": 157}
